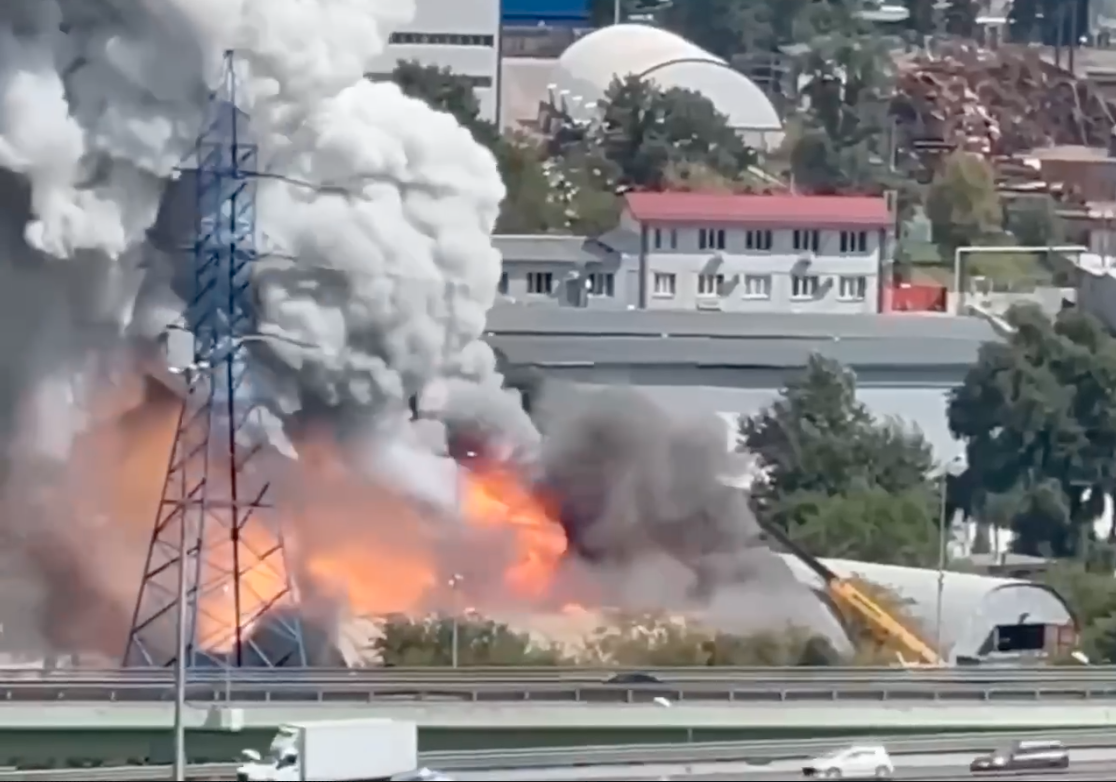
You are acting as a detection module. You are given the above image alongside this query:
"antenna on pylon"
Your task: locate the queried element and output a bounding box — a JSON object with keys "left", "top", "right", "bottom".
{"left": 123, "top": 51, "right": 308, "bottom": 669}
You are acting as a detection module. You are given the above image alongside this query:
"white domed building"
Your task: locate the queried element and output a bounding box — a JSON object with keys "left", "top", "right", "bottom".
{"left": 548, "top": 24, "right": 784, "bottom": 150}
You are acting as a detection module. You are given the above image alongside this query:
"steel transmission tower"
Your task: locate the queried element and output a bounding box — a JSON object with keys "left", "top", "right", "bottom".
{"left": 123, "top": 51, "right": 308, "bottom": 668}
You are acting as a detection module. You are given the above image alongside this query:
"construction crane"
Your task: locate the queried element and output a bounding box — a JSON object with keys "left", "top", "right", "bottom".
{"left": 759, "top": 520, "right": 944, "bottom": 666}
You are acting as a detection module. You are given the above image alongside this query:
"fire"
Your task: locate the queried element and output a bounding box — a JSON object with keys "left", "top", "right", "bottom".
{"left": 40, "top": 380, "right": 572, "bottom": 658}
{"left": 460, "top": 461, "right": 567, "bottom": 597}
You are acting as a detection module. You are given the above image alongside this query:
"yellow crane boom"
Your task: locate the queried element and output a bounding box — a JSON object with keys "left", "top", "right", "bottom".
{"left": 760, "top": 521, "right": 943, "bottom": 666}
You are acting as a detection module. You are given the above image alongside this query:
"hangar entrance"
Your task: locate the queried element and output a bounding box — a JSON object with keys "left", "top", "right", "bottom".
{"left": 979, "top": 621, "right": 1077, "bottom": 656}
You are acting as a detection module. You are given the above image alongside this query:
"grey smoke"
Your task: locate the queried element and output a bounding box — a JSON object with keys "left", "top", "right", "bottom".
{"left": 538, "top": 387, "right": 849, "bottom": 644}
{"left": 0, "top": 167, "right": 143, "bottom": 659}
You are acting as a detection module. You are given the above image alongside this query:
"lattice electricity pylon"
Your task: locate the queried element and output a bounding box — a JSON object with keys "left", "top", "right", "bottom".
{"left": 123, "top": 51, "right": 307, "bottom": 669}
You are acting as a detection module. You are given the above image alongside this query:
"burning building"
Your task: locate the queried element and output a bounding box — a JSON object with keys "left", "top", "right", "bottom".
{"left": 0, "top": 0, "right": 845, "bottom": 665}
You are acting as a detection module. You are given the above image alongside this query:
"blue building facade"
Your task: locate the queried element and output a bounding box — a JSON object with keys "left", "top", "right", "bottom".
{"left": 502, "top": 0, "right": 589, "bottom": 24}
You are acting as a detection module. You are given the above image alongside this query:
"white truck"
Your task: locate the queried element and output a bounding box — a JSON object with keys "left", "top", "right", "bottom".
{"left": 236, "top": 718, "right": 420, "bottom": 781}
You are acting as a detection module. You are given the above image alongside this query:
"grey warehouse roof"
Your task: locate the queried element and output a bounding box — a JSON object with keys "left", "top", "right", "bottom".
{"left": 485, "top": 307, "right": 1001, "bottom": 369}
{"left": 493, "top": 235, "right": 613, "bottom": 265}
{"left": 781, "top": 556, "right": 1075, "bottom": 662}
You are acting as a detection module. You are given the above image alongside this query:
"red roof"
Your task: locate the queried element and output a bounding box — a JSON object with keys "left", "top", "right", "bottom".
{"left": 624, "top": 192, "right": 892, "bottom": 228}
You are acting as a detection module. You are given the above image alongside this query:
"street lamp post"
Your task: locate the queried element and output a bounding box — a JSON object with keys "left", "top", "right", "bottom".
{"left": 172, "top": 467, "right": 191, "bottom": 781}
{"left": 934, "top": 457, "right": 965, "bottom": 660}
{"left": 447, "top": 573, "right": 464, "bottom": 668}
{"left": 162, "top": 328, "right": 321, "bottom": 781}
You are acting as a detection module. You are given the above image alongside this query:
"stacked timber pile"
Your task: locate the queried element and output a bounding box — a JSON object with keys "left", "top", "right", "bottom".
{"left": 892, "top": 42, "right": 1116, "bottom": 161}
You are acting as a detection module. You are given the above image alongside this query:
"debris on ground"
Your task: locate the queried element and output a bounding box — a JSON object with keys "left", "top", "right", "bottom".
{"left": 892, "top": 41, "right": 1116, "bottom": 160}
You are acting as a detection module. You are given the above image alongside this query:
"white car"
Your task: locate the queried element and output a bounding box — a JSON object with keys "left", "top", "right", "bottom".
{"left": 802, "top": 744, "right": 894, "bottom": 779}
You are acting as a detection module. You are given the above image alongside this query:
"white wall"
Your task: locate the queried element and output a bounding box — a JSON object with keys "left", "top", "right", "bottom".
{"left": 369, "top": 0, "right": 501, "bottom": 121}
{"left": 1076, "top": 255, "right": 1116, "bottom": 333}
{"left": 641, "top": 224, "right": 883, "bottom": 313}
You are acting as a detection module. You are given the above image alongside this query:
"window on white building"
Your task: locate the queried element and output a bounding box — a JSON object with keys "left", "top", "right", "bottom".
{"left": 697, "top": 273, "right": 725, "bottom": 297}
{"left": 588, "top": 272, "right": 615, "bottom": 297}
{"left": 745, "top": 229, "right": 773, "bottom": 251}
{"left": 840, "top": 230, "right": 869, "bottom": 254}
{"left": 526, "top": 272, "right": 553, "bottom": 295}
{"left": 653, "top": 229, "right": 678, "bottom": 251}
{"left": 793, "top": 229, "right": 820, "bottom": 253}
{"left": 498, "top": 272, "right": 508, "bottom": 294}
{"left": 742, "top": 274, "right": 772, "bottom": 299}
{"left": 653, "top": 272, "right": 676, "bottom": 297}
{"left": 698, "top": 228, "right": 726, "bottom": 251}
{"left": 389, "top": 33, "right": 496, "bottom": 46}
{"left": 791, "top": 274, "right": 820, "bottom": 299}
{"left": 838, "top": 275, "right": 868, "bottom": 301}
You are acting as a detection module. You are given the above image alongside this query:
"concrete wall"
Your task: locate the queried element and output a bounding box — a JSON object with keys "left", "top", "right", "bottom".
{"left": 639, "top": 225, "right": 883, "bottom": 314}
{"left": 1076, "top": 254, "right": 1116, "bottom": 332}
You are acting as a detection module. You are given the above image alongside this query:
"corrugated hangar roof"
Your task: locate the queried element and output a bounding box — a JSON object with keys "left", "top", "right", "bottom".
{"left": 485, "top": 307, "right": 1000, "bottom": 369}
{"left": 781, "top": 555, "right": 1075, "bottom": 662}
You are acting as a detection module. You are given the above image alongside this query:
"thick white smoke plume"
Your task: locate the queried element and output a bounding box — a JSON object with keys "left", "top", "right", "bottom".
{"left": 0, "top": 0, "right": 535, "bottom": 469}
{"left": 0, "top": 0, "right": 537, "bottom": 656}
{"left": 0, "top": 0, "right": 839, "bottom": 660}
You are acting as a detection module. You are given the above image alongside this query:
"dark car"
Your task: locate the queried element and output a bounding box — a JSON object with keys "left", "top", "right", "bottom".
{"left": 970, "top": 739, "right": 1069, "bottom": 773}
{"left": 605, "top": 672, "right": 662, "bottom": 684}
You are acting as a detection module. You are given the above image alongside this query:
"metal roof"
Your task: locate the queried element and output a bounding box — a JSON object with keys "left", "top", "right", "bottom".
{"left": 486, "top": 306, "right": 999, "bottom": 340}
{"left": 782, "top": 556, "right": 1074, "bottom": 662}
{"left": 485, "top": 308, "right": 1000, "bottom": 369}
{"left": 624, "top": 192, "right": 892, "bottom": 228}
{"left": 494, "top": 235, "right": 610, "bottom": 265}
{"left": 489, "top": 334, "right": 985, "bottom": 368}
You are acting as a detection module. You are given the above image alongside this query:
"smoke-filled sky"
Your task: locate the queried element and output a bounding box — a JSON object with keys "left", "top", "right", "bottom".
{"left": 0, "top": 0, "right": 845, "bottom": 662}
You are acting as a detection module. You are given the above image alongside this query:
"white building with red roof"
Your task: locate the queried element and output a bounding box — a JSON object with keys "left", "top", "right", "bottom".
{"left": 622, "top": 191, "right": 893, "bottom": 314}
{"left": 495, "top": 192, "right": 895, "bottom": 314}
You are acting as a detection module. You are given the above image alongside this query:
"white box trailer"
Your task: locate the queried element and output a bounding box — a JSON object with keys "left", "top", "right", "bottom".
{"left": 237, "top": 718, "right": 419, "bottom": 781}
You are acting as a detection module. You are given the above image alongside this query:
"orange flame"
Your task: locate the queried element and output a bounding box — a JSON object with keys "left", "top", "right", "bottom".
{"left": 40, "top": 380, "right": 573, "bottom": 658}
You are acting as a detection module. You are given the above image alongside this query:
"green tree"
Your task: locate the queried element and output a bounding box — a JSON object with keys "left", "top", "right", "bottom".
{"left": 1006, "top": 195, "right": 1064, "bottom": 249}
{"left": 587, "top": 75, "right": 756, "bottom": 189}
{"left": 492, "top": 136, "right": 577, "bottom": 234}
{"left": 578, "top": 612, "right": 844, "bottom": 666}
{"left": 948, "top": 305, "right": 1116, "bottom": 557}
{"left": 1042, "top": 562, "right": 1116, "bottom": 662}
{"left": 741, "top": 354, "right": 936, "bottom": 562}
{"left": 791, "top": 28, "right": 898, "bottom": 195}
{"left": 925, "top": 151, "right": 1002, "bottom": 257}
{"left": 390, "top": 61, "right": 498, "bottom": 147}
{"left": 374, "top": 614, "right": 570, "bottom": 666}
{"left": 786, "top": 488, "right": 939, "bottom": 566}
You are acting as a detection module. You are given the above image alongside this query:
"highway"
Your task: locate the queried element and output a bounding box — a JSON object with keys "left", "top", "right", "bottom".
{"left": 8, "top": 737, "right": 1116, "bottom": 780}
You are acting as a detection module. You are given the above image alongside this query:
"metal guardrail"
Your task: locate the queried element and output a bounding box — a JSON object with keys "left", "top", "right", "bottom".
{"left": 1, "top": 666, "right": 1116, "bottom": 703}
{"left": 4, "top": 677, "right": 1116, "bottom": 702}
{"left": 5, "top": 729, "right": 1116, "bottom": 780}
{"left": 3, "top": 666, "right": 1114, "bottom": 681}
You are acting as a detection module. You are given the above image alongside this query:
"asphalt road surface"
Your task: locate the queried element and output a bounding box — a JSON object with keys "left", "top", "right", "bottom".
{"left": 453, "top": 748, "right": 1116, "bottom": 781}
{"left": 680, "top": 764, "right": 1116, "bottom": 780}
